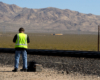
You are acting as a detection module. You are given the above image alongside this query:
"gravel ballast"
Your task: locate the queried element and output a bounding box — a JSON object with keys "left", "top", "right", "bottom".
{"left": 0, "top": 53, "right": 100, "bottom": 76}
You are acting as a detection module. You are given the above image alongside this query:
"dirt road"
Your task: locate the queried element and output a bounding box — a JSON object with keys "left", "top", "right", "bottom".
{"left": 0, "top": 66, "right": 99, "bottom": 80}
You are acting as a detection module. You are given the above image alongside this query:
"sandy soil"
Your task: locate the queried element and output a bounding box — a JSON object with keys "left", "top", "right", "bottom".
{"left": 0, "top": 53, "right": 100, "bottom": 80}
{"left": 0, "top": 66, "right": 100, "bottom": 80}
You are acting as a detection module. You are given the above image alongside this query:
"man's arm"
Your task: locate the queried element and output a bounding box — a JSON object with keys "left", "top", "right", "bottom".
{"left": 27, "top": 36, "right": 30, "bottom": 43}
{"left": 13, "top": 34, "right": 17, "bottom": 43}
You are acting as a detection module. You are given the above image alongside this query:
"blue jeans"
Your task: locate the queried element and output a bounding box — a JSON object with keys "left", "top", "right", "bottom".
{"left": 14, "top": 50, "right": 27, "bottom": 69}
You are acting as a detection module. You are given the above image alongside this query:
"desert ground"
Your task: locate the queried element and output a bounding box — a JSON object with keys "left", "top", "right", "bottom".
{"left": 0, "top": 53, "right": 100, "bottom": 80}
{"left": 0, "top": 66, "right": 100, "bottom": 80}
{"left": 0, "top": 33, "right": 98, "bottom": 51}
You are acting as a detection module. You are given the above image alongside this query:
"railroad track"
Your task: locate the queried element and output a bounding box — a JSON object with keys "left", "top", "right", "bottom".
{"left": 0, "top": 48, "right": 100, "bottom": 58}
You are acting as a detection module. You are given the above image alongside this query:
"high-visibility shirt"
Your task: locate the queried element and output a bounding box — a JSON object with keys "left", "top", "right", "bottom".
{"left": 15, "top": 33, "right": 28, "bottom": 48}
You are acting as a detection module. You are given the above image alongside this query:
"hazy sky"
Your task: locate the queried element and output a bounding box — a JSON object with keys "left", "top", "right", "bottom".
{"left": 0, "top": 0, "right": 100, "bottom": 15}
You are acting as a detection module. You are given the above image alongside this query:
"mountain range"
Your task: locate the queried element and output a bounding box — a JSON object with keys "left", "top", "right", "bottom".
{"left": 0, "top": 2, "right": 99, "bottom": 33}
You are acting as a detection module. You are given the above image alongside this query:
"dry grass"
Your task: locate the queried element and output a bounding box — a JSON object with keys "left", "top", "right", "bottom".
{"left": 0, "top": 33, "right": 98, "bottom": 51}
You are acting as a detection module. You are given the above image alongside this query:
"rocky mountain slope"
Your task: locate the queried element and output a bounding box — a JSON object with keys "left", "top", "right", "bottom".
{"left": 0, "top": 2, "right": 100, "bottom": 33}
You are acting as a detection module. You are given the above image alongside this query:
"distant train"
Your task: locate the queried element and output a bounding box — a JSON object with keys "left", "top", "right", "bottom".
{"left": 51, "top": 33, "right": 63, "bottom": 35}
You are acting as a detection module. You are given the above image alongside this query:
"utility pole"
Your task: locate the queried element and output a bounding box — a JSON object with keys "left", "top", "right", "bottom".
{"left": 98, "top": 25, "right": 100, "bottom": 52}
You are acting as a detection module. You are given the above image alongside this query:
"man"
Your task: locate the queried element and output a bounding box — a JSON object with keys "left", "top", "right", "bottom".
{"left": 12, "top": 27, "right": 30, "bottom": 72}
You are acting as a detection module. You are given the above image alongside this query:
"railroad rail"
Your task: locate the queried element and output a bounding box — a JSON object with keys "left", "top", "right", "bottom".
{"left": 0, "top": 48, "right": 100, "bottom": 58}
